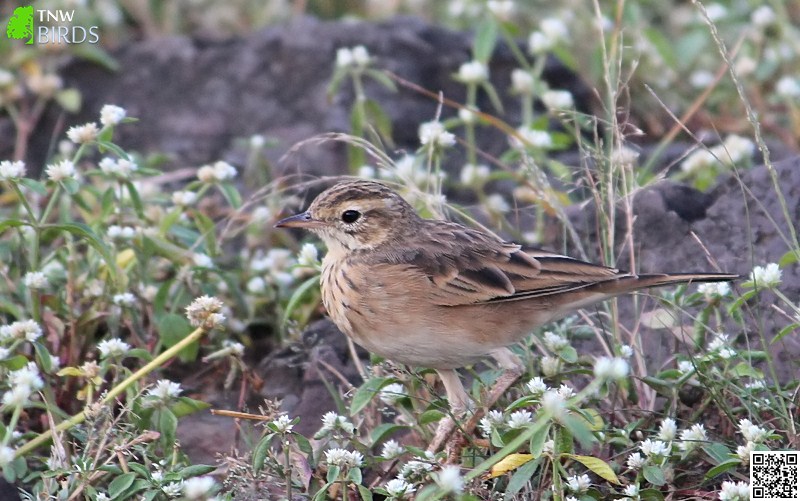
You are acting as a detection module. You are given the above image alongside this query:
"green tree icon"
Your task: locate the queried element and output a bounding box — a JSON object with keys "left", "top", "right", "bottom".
{"left": 7, "top": 5, "right": 34, "bottom": 45}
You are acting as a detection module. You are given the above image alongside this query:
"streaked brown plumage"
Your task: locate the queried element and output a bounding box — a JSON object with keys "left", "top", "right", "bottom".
{"left": 276, "top": 180, "right": 737, "bottom": 416}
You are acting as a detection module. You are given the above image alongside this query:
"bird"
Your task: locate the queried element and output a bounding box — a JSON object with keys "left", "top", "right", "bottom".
{"left": 276, "top": 179, "right": 736, "bottom": 443}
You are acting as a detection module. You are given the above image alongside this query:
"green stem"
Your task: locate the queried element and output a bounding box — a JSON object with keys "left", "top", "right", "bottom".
{"left": 38, "top": 183, "right": 62, "bottom": 225}
{"left": 15, "top": 325, "right": 207, "bottom": 458}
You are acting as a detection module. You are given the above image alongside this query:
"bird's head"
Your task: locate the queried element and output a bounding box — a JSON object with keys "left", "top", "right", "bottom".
{"left": 275, "top": 180, "right": 419, "bottom": 252}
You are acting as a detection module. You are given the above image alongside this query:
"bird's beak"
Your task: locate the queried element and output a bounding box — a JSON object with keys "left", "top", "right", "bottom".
{"left": 274, "top": 211, "right": 322, "bottom": 229}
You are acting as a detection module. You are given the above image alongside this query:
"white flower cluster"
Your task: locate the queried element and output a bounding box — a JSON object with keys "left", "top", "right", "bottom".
{"left": 0, "top": 319, "right": 42, "bottom": 342}
{"left": 593, "top": 356, "right": 629, "bottom": 381}
{"left": 697, "top": 281, "right": 731, "bottom": 299}
{"left": 419, "top": 121, "right": 456, "bottom": 149}
{"left": 457, "top": 60, "right": 489, "bottom": 84}
{"left": 145, "top": 379, "right": 182, "bottom": 402}
{"left": 379, "top": 382, "right": 407, "bottom": 405}
{"left": 319, "top": 411, "right": 355, "bottom": 435}
{"left": 97, "top": 338, "right": 131, "bottom": 359}
{"left": 23, "top": 271, "right": 48, "bottom": 290}
{"left": 749, "top": 263, "right": 781, "bottom": 289}
{"left": 2, "top": 362, "right": 44, "bottom": 407}
{"left": 681, "top": 135, "right": 755, "bottom": 174}
{"left": 324, "top": 448, "right": 363, "bottom": 469}
{"left": 66, "top": 122, "right": 99, "bottom": 144}
{"left": 185, "top": 295, "right": 226, "bottom": 329}
{"left": 271, "top": 414, "right": 294, "bottom": 433}
{"left": 100, "top": 104, "right": 126, "bottom": 126}
{"left": 528, "top": 17, "right": 569, "bottom": 54}
{"left": 46, "top": 160, "right": 77, "bottom": 182}
{"left": 0, "top": 160, "right": 26, "bottom": 180}
{"left": 336, "top": 45, "right": 370, "bottom": 70}
{"left": 511, "top": 126, "right": 553, "bottom": 150}
{"left": 197, "top": 161, "right": 237, "bottom": 183}
{"left": 736, "top": 418, "right": 770, "bottom": 462}
{"left": 718, "top": 480, "right": 749, "bottom": 501}
{"left": 99, "top": 157, "right": 138, "bottom": 178}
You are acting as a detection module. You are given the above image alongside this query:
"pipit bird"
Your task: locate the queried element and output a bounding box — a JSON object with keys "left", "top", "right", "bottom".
{"left": 276, "top": 180, "right": 736, "bottom": 443}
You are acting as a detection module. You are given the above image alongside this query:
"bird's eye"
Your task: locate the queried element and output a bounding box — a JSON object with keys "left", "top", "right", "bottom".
{"left": 341, "top": 210, "right": 361, "bottom": 224}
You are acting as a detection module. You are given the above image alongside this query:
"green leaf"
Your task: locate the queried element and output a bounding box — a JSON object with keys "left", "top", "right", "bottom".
{"left": 62, "top": 178, "right": 80, "bottom": 195}
{"left": 772, "top": 323, "right": 799, "bottom": 345}
{"left": 357, "top": 484, "right": 373, "bottom": 501}
{"left": 0, "top": 219, "right": 28, "bottom": 235}
{"left": 19, "top": 178, "right": 46, "bottom": 195}
{"left": 192, "top": 211, "right": 218, "bottom": 256}
{"left": 473, "top": 17, "right": 498, "bottom": 62}
{"left": 348, "top": 466, "right": 362, "bottom": 484}
{"left": 778, "top": 249, "right": 799, "bottom": 267}
{"left": 558, "top": 345, "right": 578, "bottom": 363}
{"left": 326, "top": 465, "right": 340, "bottom": 483}
{"left": 123, "top": 180, "right": 145, "bottom": 218}
{"left": 252, "top": 432, "right": 276, "bottom": 474}
{"left": 283, "top": 274, "right": 320, "bottom": 325}
{"left": 560, "top": 413, "right": 596, "bottom": 449}
{"left": 217, "top": 182, "right": 242, "bottom": 209}
{"left": 32, "top": 342, "right": 53, "bottom": 373}
{"left": 702, "top": 443, "right": 731, "bottom": 464}
{"left": 294, "top": 432, "right": 313, "bottom": 455}
{"left": 45, "top": 222, "right": 117, "bottom": 284}
{"left": 177, "top": 464, "right": 217, "bottom": 478}
{"left": 55, "top": 88, "right": 82, "bottom": 112}
{"left": 71, "top": 44, "right": 119, "bottom": 71}
{"left": 419, "top": 409, "right": 445, "bottom": 425}
{"left": 370, "top": 423, "right": 408, "bottom": 444}
{"left": 504, "top": 457, "right": 541, "bottom": 499}
{"left": 95, "top": 140, "right": 127, "bottom": 158}
{"left": 157, "top": 408, "right": 178, "bottom": 442}
{"left": 566, "top": 454, "right": 620, "bottom": 484}
{"left": 170, "top": 396, "right": 211, "bottom": 418}
{"left": 364, "top": 99, "right": 394, "bottom": 146}
{"left": 705, "top": 458, "right": 741, "bottom": 479}
{"left": 639, "top": 488, "right": 666, "bottom": 501}
{"left": 642, "top": 465, "right": 666, "bottom": 486}
{"left": 365, "top": 69, "right": 397, "bottom": 92}
{"left": 108, "top": 472, "right": 137, "bottom": 498}
{"left": 528, "top": 423, "right": 550, "bottom": 457}
{"left": 350, "top": 376, "right": 394, "bottom": 415}
{"left": 157, "top": 314, "right": 196, "bottom": 362}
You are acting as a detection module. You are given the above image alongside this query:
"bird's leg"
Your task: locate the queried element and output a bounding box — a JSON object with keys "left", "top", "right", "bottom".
{"left": 427, "top": 369, "right": 469, "bottom": 453}
{"left": 440, "top": 348, "right": 525, "bottom": 461}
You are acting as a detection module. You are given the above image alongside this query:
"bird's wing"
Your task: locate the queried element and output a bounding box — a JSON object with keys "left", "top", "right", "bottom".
{"left": 373, "top": 222, "right": 625, "bottom": 306}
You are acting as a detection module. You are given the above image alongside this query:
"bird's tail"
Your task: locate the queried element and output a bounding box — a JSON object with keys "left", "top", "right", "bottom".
{"left": 599, "top": 272, "right": 738, "bottom": 296}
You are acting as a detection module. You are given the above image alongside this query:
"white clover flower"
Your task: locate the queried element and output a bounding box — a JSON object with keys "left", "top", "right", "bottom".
{"left": 381, "top": 439, "right": 405, "bottom": 459}
{"left": 320, "top": 411, "right": 355, "bottom": 434}
{"left": 0, "top": 319, "right": 43, "bottom": 342}
{"left": 297, "top": 243, "right": 319, "bottom": 268}
{"left": 66, "top": 122, "right": 99, "bottom": 144}
{"left": 738, "top": 419, "right": 769, "bottom": 443}
{"left": 512, "top": 127, "right": 552, "bottom": 149}
{"left": 0, "top": 348, "right": 9, "bottom": 360}
{"left": 336, "top": 46, "right": 370, "bottom": 69}
{"left": 0, "top": 160, "right": 26, "bottom": 180}
{"left": 623, "top": 484, "right": 639, "bottom": 497}
{"left": 528, "top": 31, "right": 552, "bottom": 54}
{"left": 679, "top": 423, "right": 707, "bottom": 452}
{"left": 507, "top": 409, "right": 533, "bottom": 429}
{"left": 511, "top": 68, "right": 535, "bottom": 95}
{"left": 718, "top": 480, "right": 749, "bottom": 501}
{"left": 2, "top": 385, "right": 33, "bottom": 407}
{"left": 678, "top": 360, "right": 694, "bottom": 374}
{"left": 162, "top": 481, "right": 184, "bottom": 497}
{"left": 193, "top": 253, "right": 213, "bottom": 268}
{"left": 612, "top": 146, "right": 641, "bottom": 168}
{"left": 594, "top": 356, "right": 629, "bottom": 381}
{"left": 271, "top": 415, "right": 294, "bottom": 433}
{"left": 487, "top": 0, "right": 513, "bottom": 21}
{"left": 556, "top": 384, "right": 575, "bottom": 399}
{"left": 526, "top": 377, "right": 548, "bottom": 396}
{"left": 460, "top": 163, "right": 490, "bottom": 186}
{"left": 626, "top": 452, "right": 646, "bottom": 469}
{"left": 718, "top": 347, "right": 736, "bottom": 359}
{"left": 479, "top": 409, "right": 505, "bottom": 437}
{"left": 681, "top": 149, "right": 717, "bottom": 174}
{"left": 541, "top": 90, "right": 574, "bottom": 110}
{"left": 485, "top": 193, "right": 510, "bottom": 214}
{"left": 246, "top": 276, "right": 267, "bottom": 294}
{"left": 689, "top": 70, "right": 715, "bottom": 89}
{"left": 185, "top": 295, "right": 225, "bottom": 328}
{"left": 698, "top": 282, "right": 731, "bottom": 298}
{"left": 172, "top": 190, "right": 198, "bottom": 206}
{"left": 457, "top": 60, "right": 489, "bottom": 84}
{"left": 543, "top": 331, "right": 568, "bottom": 351}
{"left": 23, "top": 271, "right": 48, "bottom": 290}
{"left": 540, "top": 18, "right": 569, "bottom": 44}
{"left": 9, "top": 362, "right": 44, "bottom": 391}
{"left": 385, "top": 478, "right": 415, "bottom": 499}
{"left": 620, "top": 345, "right": 634, "bottom": 358}
{"left": 658, "top": 418, "right": 677, "bottom": 441}
{"left": 459, "top": 107, "right": 478, "bottom": 124}
{"left": 749, "top": 263, "right": 782, "bottom": 288}
{"left": 107, "top": 225, "right": 136, "bottom": 240}
{"left": 146, "top": 379, "right": 182, "bottom": 401}
{"left": 419, "top": 121, "right": 456, "bottom": 148}
{"left": 640, "top": 438, "right": 670, "bottom": 457}
{"left": 113, "top": 292, "right": 136, "bottom": 307}
{"left": 566, "top": 473, "right": 591, "bottom": 493}
{"left": 437, "top": 465, "right": 464, "bottom": 494}
{"left": 541, "top": 390, "right": 567, "bottom": 420}
{"left": 707, "top": 333, "right": 730, "bottom": 352}
{"left": 212, "top": 160, "right": 237, "bottom": 181}
{"left": 751, "top": 5, "right": 776, "bottom": 27}
{"left": 541, "top": 355, "right": 560, "bottom": 377}
{"left": 745, "top": 380, "right": 766, "bottom": 391}
{"left": 0, "top": 446, "right": 15, "bottom": 468}
{"left": 249, "top": 134, "right": 265, "bottom": 149}
{"left": 718, "top": 135, "right": 755, "bottom": 165}
{"left": 776, "top": 76, "right": 800, "bottom": 99}
{"left": 379, "top": 383, "right": 407, "bottom": 405}
{"left": 97, "top": 338, "right": 131, "bottom": 359}
{"left": 401, "top": 459, "right": 434, "bottom": 478}
{"left": 182, "top": 476, "right": 216, "bottom": 500}
{"left": 736, "top": 441, "right": 755, "bottom": 462}
{"left": 99, "top": 105, "right": 126, "bottom": 126}
{"left": 46, "top": 160, "right": 77, "bottom": 182}
{"left": 27, "top": 73, "right": 62, "bottom": 97}
{"left": 99, "top": 157, "right": 138, "bottom": 178}
{"left": 358, "top": 165, "right": 377, "bottom": 178}
{"left": 325, "top": 448, "right": 363, "bottom": 469}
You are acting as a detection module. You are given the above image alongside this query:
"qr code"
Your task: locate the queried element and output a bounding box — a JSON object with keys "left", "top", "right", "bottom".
{"left": 751, "top": 451, "right": 799, "bottom": 500}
